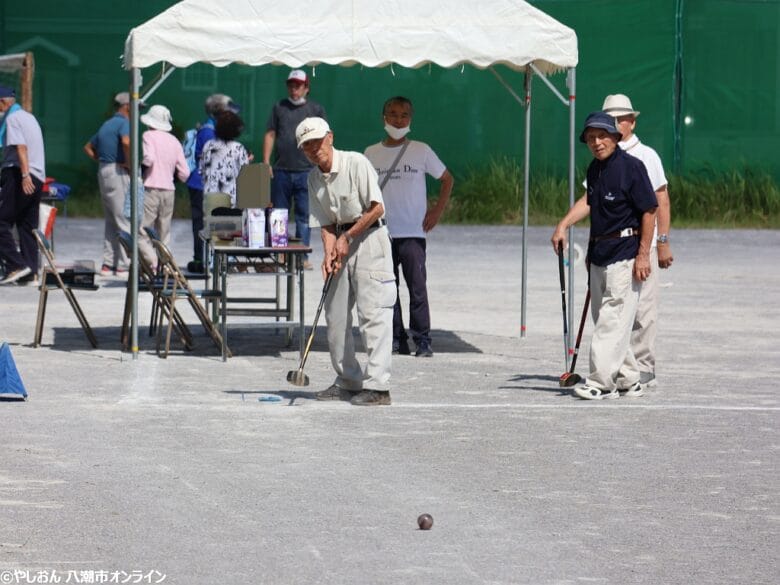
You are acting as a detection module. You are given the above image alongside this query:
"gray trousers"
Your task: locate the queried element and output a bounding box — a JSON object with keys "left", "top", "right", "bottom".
{"left": 97, "top": 163, "right": 130, "bottom": 269}
{"left": 586, "top": 259, "right": 641, "bottom": 392}
{"left": 325, "top": 226, "right": 396, "bottom": 391}
{"left": 631, "top": 246, "right": 658, "bottom": 375}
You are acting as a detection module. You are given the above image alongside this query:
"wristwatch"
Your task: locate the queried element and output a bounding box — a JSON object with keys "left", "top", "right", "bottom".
{"left": 21, "top": 171, "right": 30, "bottom": 178}
{"left": 343, "top": 232, "right": 354, "bottom": 245}
{"left": 657, "top": 234, "right": 669, "bottom": 244}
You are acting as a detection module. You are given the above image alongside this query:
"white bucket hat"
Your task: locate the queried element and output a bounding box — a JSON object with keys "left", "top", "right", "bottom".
{"left": 140, "top": 104, "right": 172, "bottom": 131}
{"left": 602, "top": 94, "right": 640, "bottom": 118}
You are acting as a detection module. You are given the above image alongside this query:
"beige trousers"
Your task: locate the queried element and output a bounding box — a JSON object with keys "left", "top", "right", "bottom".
{"left": 324, "top": 226, "right": 396, "bottom": 391}
{"left": 586, "top": 259, "right": 641, "bottom": 392}
{"left": 631, "top": 246, "right": 658, "bottom": 375}
{"left": 138, "top": 188, "right": 175, "bottom": 268}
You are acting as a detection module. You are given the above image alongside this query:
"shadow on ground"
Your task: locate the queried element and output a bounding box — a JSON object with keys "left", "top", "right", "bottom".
{"left": 26, "top": 325, "right": 483, "bottom": 358}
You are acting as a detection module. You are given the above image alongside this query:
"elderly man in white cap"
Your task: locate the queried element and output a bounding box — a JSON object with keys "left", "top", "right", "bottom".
{"left": 296, "top": 117, "right": 395, "bottom": 406}
{"left": 603, "top": 94, "right": 674, "bottom": 391}
{"left": 263, "top": 70, "right": 327, "bottom": 270}
{"left": 137, "top": 105, "right": 190, "bottom": 268}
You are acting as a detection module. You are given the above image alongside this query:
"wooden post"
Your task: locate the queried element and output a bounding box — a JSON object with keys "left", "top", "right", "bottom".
{"left": 20, "top": 51, "right": 34, "bottom": 112}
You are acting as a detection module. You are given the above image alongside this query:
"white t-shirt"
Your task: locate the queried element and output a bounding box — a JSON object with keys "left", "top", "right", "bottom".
{"left": 620, "top": 134, "right": 667, "bottom": 246}
{"left": 364, "top": 140, "right": 446, "bottom": 238}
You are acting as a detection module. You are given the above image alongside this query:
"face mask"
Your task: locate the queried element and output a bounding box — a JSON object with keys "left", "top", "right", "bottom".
{"left": 384, "top": 123, "right": 411, "bottom": 141}
{"left": 289, "top": 97, "right": 307, "bottom": 106}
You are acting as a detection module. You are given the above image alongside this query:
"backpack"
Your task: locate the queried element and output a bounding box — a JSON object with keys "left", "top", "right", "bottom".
{"left": 182, "top": 127, "right": 198, "bottom": 172}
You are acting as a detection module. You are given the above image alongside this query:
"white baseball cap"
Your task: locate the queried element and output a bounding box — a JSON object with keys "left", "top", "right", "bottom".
{"left": 287, "top": 69, "right": 308, "bottom": 84}
{"left": 295, "top": 117, "right": 331, "bottom": 148}
{"left": 602, "top": 94, "right": 640, "bottom": 118}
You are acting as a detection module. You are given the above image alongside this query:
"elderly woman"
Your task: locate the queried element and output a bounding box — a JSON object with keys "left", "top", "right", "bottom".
{"left": 138, "top": 104, "right": 190, "bottom": 268}
{"left": 199, "top": 111, "right": 251, "bottom": 207}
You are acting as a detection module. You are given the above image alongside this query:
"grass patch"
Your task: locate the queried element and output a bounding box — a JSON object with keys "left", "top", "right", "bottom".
{"left": 445, "top": 156, "right": 780, "bottom": 228}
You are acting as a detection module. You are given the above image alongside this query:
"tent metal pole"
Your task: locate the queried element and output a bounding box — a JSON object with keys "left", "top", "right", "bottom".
{"left": 521, "top": 67, "right": 532, "bottom": 337}
{"left": 566, "top": 67, "right": 577, "bottom": 365}
{"left": 129, "top": 68, "right": 142, "bottom": 358}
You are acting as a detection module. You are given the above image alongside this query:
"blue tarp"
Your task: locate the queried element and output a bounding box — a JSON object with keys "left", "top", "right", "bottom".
{"left": 0, "top": 342, "right": 28, "bottom": 399}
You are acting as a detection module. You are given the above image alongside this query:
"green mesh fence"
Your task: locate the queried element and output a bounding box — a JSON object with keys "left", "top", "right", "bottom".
{"left": 1, "top": 0, "right": 778, "bottom": 188}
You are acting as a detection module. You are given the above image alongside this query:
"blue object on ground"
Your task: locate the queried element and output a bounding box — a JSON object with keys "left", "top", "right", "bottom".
{"left": 258, "top": 395, "right": 282, "bottom": 402}
{"left": 0, "top": 342, "right": 28, "bottom": 399}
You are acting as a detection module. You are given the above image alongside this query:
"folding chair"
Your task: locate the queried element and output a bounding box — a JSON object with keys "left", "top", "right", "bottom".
{"left": 117, "top": 231, "right": 194, "bottom": 352}
{"left": 32, "top": 229, "right": 99, "bottom": 348}
{"left": 149, "top": 235, "right": 230, "bottom": 358}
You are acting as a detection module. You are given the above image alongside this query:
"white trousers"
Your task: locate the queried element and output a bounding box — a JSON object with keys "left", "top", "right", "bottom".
{"left": 138, "top": 188, "right": 175, "bottom": 268}
{"left": 631, "top": 246, "right": 658, "bottom": 375}
{"left": 97, "top": 163, "right": 130, "bottom": 269}
{"left": 586, "top": 259, "right": 641, "bottom": 392}
{"left": 324, "top": 226, "right": 396, "bottom": 391}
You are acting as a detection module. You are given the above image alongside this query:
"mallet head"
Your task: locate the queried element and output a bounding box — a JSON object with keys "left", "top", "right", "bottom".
{"left": 286, "top": 369, "right": 310, "bottom": 386}
{"left": 559, "top": 372, "right": 582, "bottom": 387}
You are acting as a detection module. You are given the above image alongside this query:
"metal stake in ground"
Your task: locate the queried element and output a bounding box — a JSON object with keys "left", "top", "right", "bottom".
{"left": 557, "top": 241, "right": 569, "bottom": 371}
{"left": 560, "top": 287, "right": 590, "bottom": 387}
{"left": 287, "top": 271, "right": 335, "bottom": 386}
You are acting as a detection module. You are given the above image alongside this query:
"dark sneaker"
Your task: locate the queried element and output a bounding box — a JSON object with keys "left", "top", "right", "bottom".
{"left": 0, "top": 266, "right": 32, "bottom": 285}
{"left": 392, "top": 338, "right": 411, "bottom": 355}
{"left": 415, "top": 341, "right": 433, "bottom": 358}
{"left": 350, "top": 390, "right": 391, "bottom": 406}
{"left": 187, "top": 260, "right": 205, "bottom": 274}
{"left": 639, "top": 371, "right": 657, "bottom": 391}
{"left": 314, "top": 384, "right": 355, "bottom": 401}
{"left": 18, "top": 273, "right": 39, "bottom": 286}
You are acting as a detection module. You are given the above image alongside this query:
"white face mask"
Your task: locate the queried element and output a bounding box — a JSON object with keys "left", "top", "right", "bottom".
{"left": 384, "top": 123, "right": 411, "bottom": 141}
{"left": 289, "top": 97, "right": 307, "bottom": 106}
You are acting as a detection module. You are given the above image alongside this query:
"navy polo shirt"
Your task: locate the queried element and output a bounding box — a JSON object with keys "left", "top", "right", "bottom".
{"left": 586, "top": 147, "right": 657, "bottom": 267}
{"left": 89, "top": 114, "right": 130, "bottom": 163}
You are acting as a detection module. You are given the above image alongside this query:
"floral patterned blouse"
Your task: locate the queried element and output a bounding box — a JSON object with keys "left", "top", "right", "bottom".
{"left": 199, "top": 139, "right": 249, "bottom": 206}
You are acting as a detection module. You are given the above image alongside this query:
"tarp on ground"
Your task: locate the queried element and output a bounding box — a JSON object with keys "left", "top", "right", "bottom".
{"left": 0, "top": 342, "right": 28, "bottom": 400}
{"left": 123, "top": 0, "right": 578, "bottom": 74}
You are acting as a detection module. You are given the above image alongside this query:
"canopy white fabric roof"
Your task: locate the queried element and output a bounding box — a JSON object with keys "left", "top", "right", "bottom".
{"left": 124, "top": 0, "right": 577, "bottom": 74}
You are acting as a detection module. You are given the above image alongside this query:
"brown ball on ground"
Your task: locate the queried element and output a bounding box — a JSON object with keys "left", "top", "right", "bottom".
{"left": 417, "top": 513, "right": 433, "bottom": 530}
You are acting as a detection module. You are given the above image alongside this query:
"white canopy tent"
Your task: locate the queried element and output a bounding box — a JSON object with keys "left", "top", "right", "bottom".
{"left": 123, "top": 0, "right": 579, "bottom": 359}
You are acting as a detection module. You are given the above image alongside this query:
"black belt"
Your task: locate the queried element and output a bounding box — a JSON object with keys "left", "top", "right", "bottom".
{"left": 590, "top": 227, "right": 640, "bottom": 242}
{"left": 336, "top": 218, "right": 386, "bottom": 233}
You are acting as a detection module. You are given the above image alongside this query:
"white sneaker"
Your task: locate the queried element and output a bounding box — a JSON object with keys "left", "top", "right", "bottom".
{"left": 0, "top": 266, "right": 32, "bottom": 285}
{"left": 620, "top": 382, "right": 645, "bottom": 398}
{"left": 573, "top": 385, "right": 619, "bottom": 400}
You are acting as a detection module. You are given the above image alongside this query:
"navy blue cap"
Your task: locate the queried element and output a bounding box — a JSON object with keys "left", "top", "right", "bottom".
{"left": 579, "top": 111, "right": 622, "bottom": 143}
{"left": 0, "top": 85, "right": 16, "bottom": 99}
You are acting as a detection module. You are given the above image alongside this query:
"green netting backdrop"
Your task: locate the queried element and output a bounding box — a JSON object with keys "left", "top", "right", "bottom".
{"left": 1, "top": 0, "right": 778, "bottom": 188}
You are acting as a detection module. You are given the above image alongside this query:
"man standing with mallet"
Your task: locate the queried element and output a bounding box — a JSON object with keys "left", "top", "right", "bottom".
{"left": 296, "top": 117, "right": 396, "bottom": 406}
{"left": 552, "top": 111, "right": 658, "bottom": 401}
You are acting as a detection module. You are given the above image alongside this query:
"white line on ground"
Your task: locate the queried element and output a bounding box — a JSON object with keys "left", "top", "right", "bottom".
{"left": 395, "top": 403, "right": 780, "bottom": 411}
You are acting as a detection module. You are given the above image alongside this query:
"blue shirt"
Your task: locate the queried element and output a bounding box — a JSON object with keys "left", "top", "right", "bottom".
{"left": 185, "top": 119, "right": 215, "bottom": 190}
{"left": 89, "top": 114, "right": 130, "bottom": 163}
{"left": 586, "top": 147, "right": 657, "bottom": 267}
